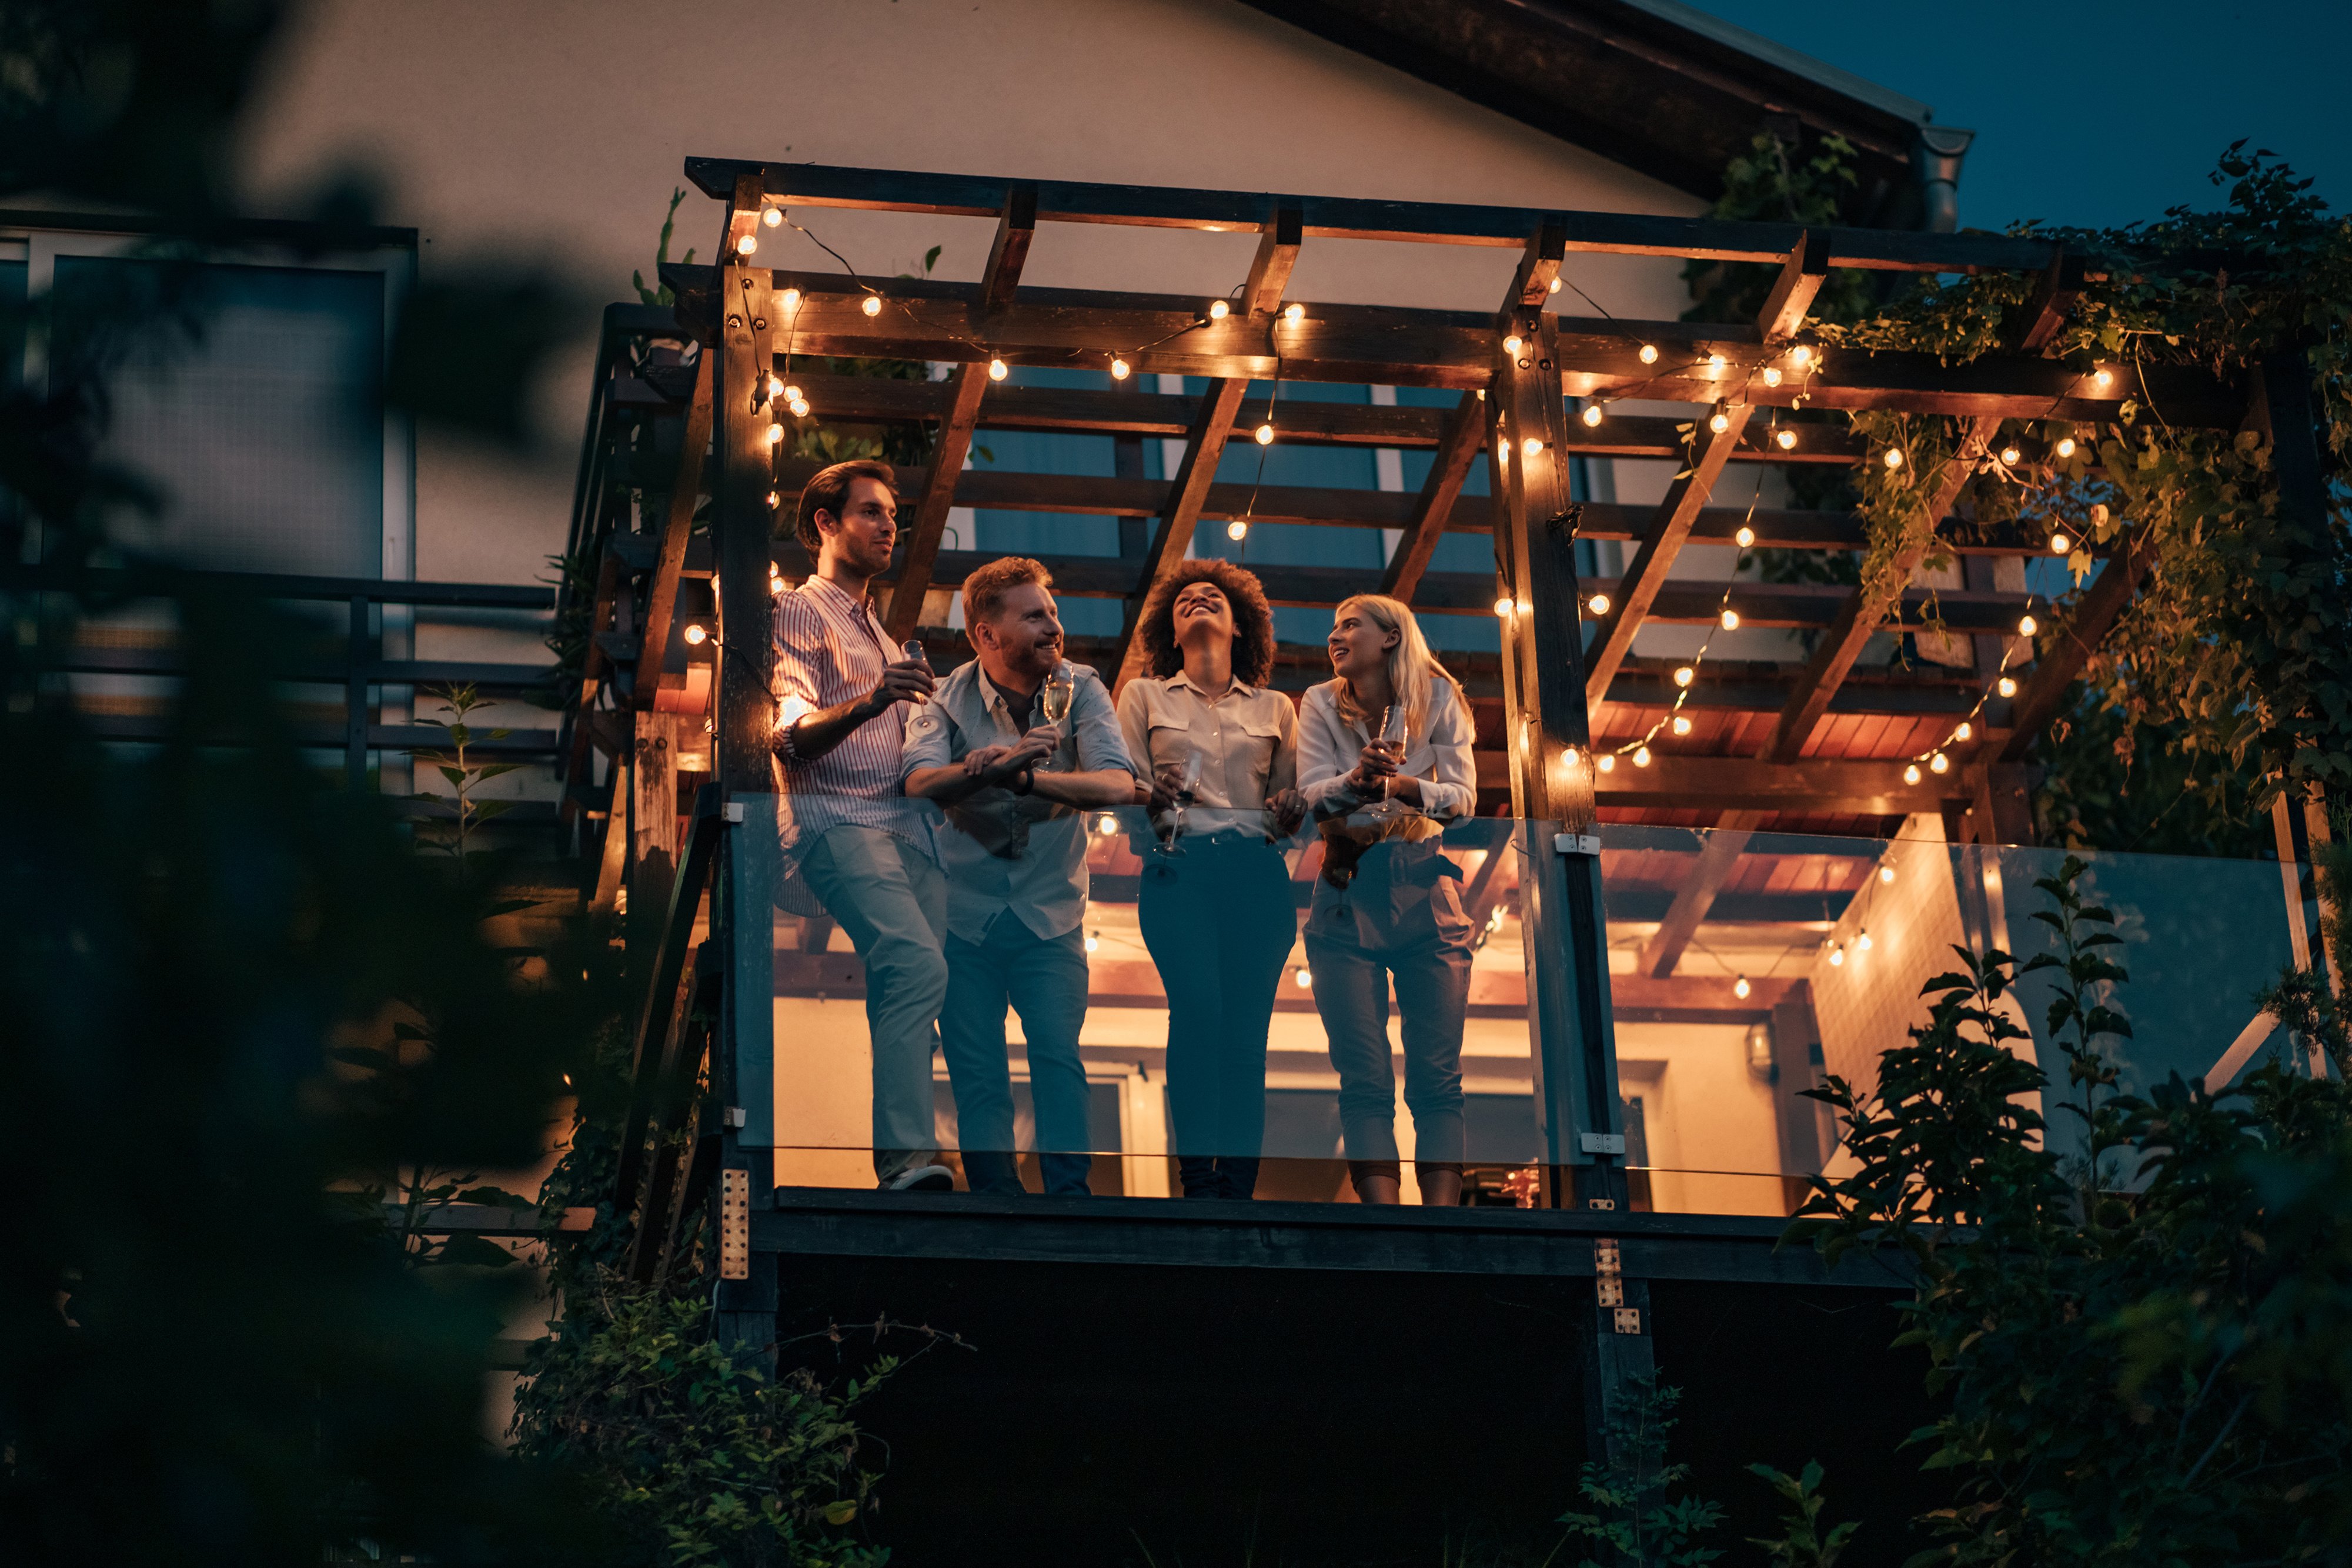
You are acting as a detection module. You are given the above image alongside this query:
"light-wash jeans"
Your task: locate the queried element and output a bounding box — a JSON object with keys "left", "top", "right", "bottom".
{"left": 941, "top": 914, "right": 1093, "bottom": 1195}
{"left": 798, "top": 824, "right": 949, "bottom": 1182}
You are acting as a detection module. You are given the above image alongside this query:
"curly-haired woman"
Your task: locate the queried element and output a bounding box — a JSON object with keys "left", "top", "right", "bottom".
{"left": 1115, "top": 559, "right": 1304, "bottom": 1200}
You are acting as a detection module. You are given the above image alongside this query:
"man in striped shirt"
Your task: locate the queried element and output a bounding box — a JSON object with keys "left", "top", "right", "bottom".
{"left": 772, "top": 459, "right": 955, "bottom": 1193}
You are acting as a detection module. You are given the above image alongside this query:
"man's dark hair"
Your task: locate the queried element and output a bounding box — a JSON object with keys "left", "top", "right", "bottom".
{"left": 961, "top": 556, "right": 1054, "bottom": 628}
{"left": 1135, "top": 558, "right": 1276, "bottom": 687}
{"left": 795, "top": 459, "right": 897, "bottom": 554}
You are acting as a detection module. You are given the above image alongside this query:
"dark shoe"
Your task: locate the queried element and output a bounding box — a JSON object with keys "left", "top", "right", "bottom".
{"left": 1040, "top": 1152, "right": 1094, "bottom": 1195}
{"left": 1218, "top": 1157, "right": 1262, "bottom": 1201}
{"left": 880, "top": 1163, "right": 956, "bottom": 1193}
{"left": 960, "top": 1151, "right": 1026, "bottom": 1196}
{"left": 1177, "top": 1155, "right": 1222, "bottom": 1198}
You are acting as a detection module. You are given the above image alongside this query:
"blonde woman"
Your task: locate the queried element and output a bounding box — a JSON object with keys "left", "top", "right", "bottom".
{"left": 1297, "top": 594, "right": 1478, "bottom": 1206}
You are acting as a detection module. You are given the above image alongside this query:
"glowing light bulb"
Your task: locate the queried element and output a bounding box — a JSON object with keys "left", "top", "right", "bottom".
{"left": 1858, "top": 928, "right": 1873, "bottom": 951}
{"left": 1582, "top": 403, "right": 1604, "bottom": 427}
{"left": 1707, "top": 353, "right": 1728, "bottom": 371}
{"left": 1929, "top": 751, "right": 1950, "bottom": 774}
{"left": 2056, "top": 435, "right": 2077, "bottom": 458}
{"left": 1709, "top": 409, "right": 1732, "bottom": 434}
{"left": 1596, "top": 753, "right": 1616, "bottom": 773}
{"left": 1097, "top": 813, "right": 1118, "bottom": 835}
{"left": 1673, "top": 666, "right": 1695, "bottom": 687}
{"left": 988, "top": 357, "right": 1008, "bottom": 380}
{"left": 1587, "top": 593, "right": 1611, "bottom": 616}
{"left": 1953, "top": 721, "right": 1973, "bottom": 742}
{"left": 769, "top": 572, "right": 786, "bottom": 597}
{"left": 1561, "top": 745, "right": 1581, "bottom": 767}
{"left": 1254, "top": 422, "right": 1275, "bottom": 446}
{"left": 1084, "top": 930, "right": 1099, "bottom": 953}
{"left": 1549, "top": 276, "right": 1563, "bottom": 293}
{"left": 764, "top": 423, "right": 785, "bottom": 446}
{"left": 2092, "top": 367, "right": 2114, "bottom": 389}
{"left": 1997, "top": 676, "right": 2017, "bottom": 698}
{"left": 767, "top": 374, "right": 785, "bottom": 399}
{"left": 860, "top": 294, "right": 882, "bottom": 316}
{"left": 1762, "top": 366, "right": 1783, "bottom": 387}
{"left": 766, "top": 490, "right": 781, "bottom": 510}
{"left": 1110, "top": 357, "right": 1131, "bottom": 380}
{"left": 2017, "top": 613, "right": 2039, "bottom": 637}
{"left": 1671, "top": 714, "right": 1693, "bottom": 735}
{"left": 1903, "top": 763, "right": 1922, "bottom": 785}
{"left": 1829, "top": 943, "right": 1846, "bottom": 968}
{"left": 1294, "top": 968, "right": 1313, "bottom": 989}
{"left": 2050, "top": 532, "right": 2072, "bottom": 554}
{"left": 788, "top": 397, "right": 811, "bottom": 417}
{"left": 1879, "top": 864, "right": 1896, "bottom": 885}
{"left": 1494, "top": 596, "right": 1514, "bottom": 618}
{"left": 779, "top": 287, "right": 802, "bottom": 310}
{"left": 683, "top": 623, "right": 708, "bottom": 646}
{"left": 1503, "top": 334, "right": 1524, "bottom": 356}
{"left": 2089, "top": 502, "right": 2110, "bottom": 528}
{"left": 1775, "top": 428, "right": 1798, "bottom": 450}
{"left": 1733, "top": 974, "right": 1752, "bottom": 999}
{"left": 1883, "top": 448, "right": 1905, "bottom": 469}
{"left": 736, "top": 233, "right": 758, "bottom": 256}
{"left": 1522, "top": 436, "right": 1544, "bottom": 459}
{"left": 761, "top": 206, "right": 782, "bottom": 229}
{"left": 1633, "top": 745, "right": 1652, "bottom": 768}
{"left": 1720, "top": 608, "right": 1740, "bottom": 630}
{"left": 1735, "top": 525, "right": 1756, "bottom": 549}
{"left": 2000, "top": 444, "right": 2023, "bottom": 466}
{"left": 1638, "top": 343, "right": 1660, "bottom": 365}
{"left": 1283, "top": 302, "right": 1304, "bottom": 324}
{"left": 1789, "top": 345, "right": 1814, "bottom": 369}
{"left": 1227, "top": 520, "right": 1249, "bottom": 541}
{"left": 1208, "top": 299, "right": 1230, "bottom": 320}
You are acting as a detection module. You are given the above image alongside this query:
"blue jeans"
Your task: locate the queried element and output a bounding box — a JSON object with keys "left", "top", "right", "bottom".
{"left": 1305, "top": 925, "right": 1471, "bottom": 1183}
{"left": 1138, "top": 837, "right": 1295, "bottom": 1198}
{"left": 941, "top": 914, "right": 1094, "bottom": 1195}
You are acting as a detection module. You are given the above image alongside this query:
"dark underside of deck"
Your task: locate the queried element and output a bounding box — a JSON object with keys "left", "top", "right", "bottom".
{"left": 756, "top": 1188, "right": 1946, "bottom": 1567}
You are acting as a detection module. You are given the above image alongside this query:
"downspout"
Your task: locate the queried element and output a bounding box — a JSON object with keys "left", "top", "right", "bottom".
{"left": 1914, "top": 124, "right": 1976, "bottom": 232}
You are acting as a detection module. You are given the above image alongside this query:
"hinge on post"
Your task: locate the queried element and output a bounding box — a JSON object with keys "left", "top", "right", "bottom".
{"left": 719, "top": 1168, "right": 750, "bottom": 1281}
{"left": 1555, "top": 833, "right": 1602, "bottom": 857}
{"left": 1613, "top": 1307, "right": 1644, "bottom": 1335}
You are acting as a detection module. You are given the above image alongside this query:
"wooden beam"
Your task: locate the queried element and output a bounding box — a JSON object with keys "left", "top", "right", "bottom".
{"left": 634, "top": 352, "right": 714, "bottom": 706}
{"left": 1766, "top": 415, "right": 2001, "bottom": 763}
{"left": 1381, "top": 390, "right": 1484, "bottom": 602}
{"left": 977, "top": 183, "right": 1037, "bottom": 313}
{"left": 697, "top": 155, "right": 2090, "bottom": 276}
{"left": 1634, "top": 811, "right": 1765, "bottom": 979}
{"left": 1108, "top": 377, "right": 1250, "bottom": 688}
{"left": 1244, "top": 203, "right": 1304, "bottom": 317}
{"left": 1590, "top": 753, "right": 1968, "bottom": 814}
{"left": 1757, "top": 230, "right": 1831, "bottom": 342}
{"left": 884, "top": 363, "right": 986, "bottom": 641}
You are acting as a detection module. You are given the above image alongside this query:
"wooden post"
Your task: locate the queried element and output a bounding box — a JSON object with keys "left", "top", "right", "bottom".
{"left": 1492, "top": 313, "right": 1623, "bottom": 1211}
{"left": 629, "top": 711, "right": 683, "bottom": 918}
{"left": 709, "top": 179, "right": 782, "bottom": 1355}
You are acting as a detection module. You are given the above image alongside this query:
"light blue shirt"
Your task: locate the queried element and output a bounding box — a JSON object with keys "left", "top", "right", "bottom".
{"left": 900, "top": 658, "right": 1140, "bottom": 942}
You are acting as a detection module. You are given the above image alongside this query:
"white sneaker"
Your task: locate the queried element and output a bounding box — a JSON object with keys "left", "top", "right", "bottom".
{"left": 881, "top": 1163, "right": 956, "bottom": 1193}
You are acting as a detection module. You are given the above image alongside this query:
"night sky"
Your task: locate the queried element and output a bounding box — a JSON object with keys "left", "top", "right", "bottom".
{"left": 1678, "top": 1, "right": 2351, "bottom": 233}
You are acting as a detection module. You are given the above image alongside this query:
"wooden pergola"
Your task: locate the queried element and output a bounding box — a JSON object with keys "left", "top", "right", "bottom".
{"left": 556, "top": 158, "right": 2316, "bottom": 1360}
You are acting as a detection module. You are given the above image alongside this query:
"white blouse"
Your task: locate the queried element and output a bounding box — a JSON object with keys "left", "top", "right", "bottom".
{"left": 1295, "top": 677, "right": 1477, "bottom": 822}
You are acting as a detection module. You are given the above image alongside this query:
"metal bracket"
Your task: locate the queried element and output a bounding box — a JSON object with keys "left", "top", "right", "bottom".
{"left": 1597, "top": 1278, "right": 1625, "bottom": 1306}
{"left": 1555, "top": 833, "right": 1602, "bottom": 857}
{"left": 1612, "top": 1307, "right": 1644, "bottom": 1335}
{"left": 1585, "top": 1196, "right": 1617, "bottom": 1211}
{"left": 719, "top": 1168, "right": 751, "bottom": 1281}
{"left": 1594, "top": 1238, "right": 1622, "bottom": 1276}
{"left": 723, "top": 1105, "right": 747, "bottom": 1129}
{"left": 723, "top": 801, "right": 746, "bottom": 823}
{"left": 1579, "top": 1131, "right": 1626, "bottom": 1155}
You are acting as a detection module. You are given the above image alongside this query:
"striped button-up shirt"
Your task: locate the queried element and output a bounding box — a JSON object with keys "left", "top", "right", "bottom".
{"left": 771, "top": 576, "right": 934, "bottom": 908}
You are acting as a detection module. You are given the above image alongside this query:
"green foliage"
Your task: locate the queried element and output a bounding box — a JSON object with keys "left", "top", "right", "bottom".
{"left": 1682, "top": 131, "right": 1877, "bottom": 332}
{"left": 1743, "top": 1462, "right": 1857, "bottom": 1568}
{"left": 1555, "top": 1374, "right": 1725, "bottom": 1568}
{"left": 636, "top": 188, "right": 699, "bottom": 307}
{"left": 2030, "top": 696, "right": 2271, "bottom": 856}
{"left": 408, "top": 681, "right": 524, "bottom": 861}
{"left": 1788, "top": 856, "right": 2352, "bottom": 1564}
{"left": 511, "top": 1288, "right": 894, "bottom": 1568}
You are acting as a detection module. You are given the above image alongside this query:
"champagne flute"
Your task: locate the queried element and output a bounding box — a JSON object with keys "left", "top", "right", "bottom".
{"left": 1377, "top": 703, "right": 1408, "bottom": 803}
{"left": 901, "top": 638, "right": 931, "bottom": 703}
{"left": 1041, "top": 664, "right": 1075, "bottom": 727}
{"left": 1157, "top": 748, "right": 1204, "bottom": 856}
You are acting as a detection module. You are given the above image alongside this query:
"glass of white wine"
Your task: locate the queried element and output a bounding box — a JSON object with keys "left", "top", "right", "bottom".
{"left": 1041, "top": 665, "right": 1075, "bottom": 727}
{"left": 1377, "top": 703, "right": 1408, "bottom": 803}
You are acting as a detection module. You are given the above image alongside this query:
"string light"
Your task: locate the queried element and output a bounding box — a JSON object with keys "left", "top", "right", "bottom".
{"left": 1596, "top": 753, "right": 1616, "bottom": 773}
{"left": 1294, "top": 968, "right": 1313, "bottom": 989}
{"left": 1788, "top": 345, "right": 1815, "bottom": 369}
{"left": 1494, "top": 596, "right": 1514, "bottom": 618}
{"left": 683, "top": 623, "right": 709, "bottom": 646}
{"left": 788, "top": 397, "right": 811, "bottom": 417}
{"left": 1522, "top": 436, "right": 1544, "bottom": 459}
{"left": 1561, "top": 745, "right": 1581, "bottom": 768}
{"left": 1708, "top": 406, "right": 1732, "bottom": 434}
{"left": 1671, "top": 714, "right": 1693, "bottom": 735}
{"left": 1587, "top": 593, "right": 1612, "bottom": 616}
{"left": 2017, "top": 613, "right": 2039, "bottom": 637}
{"left": 2092, "top": 367, "right": 2114, "bottom": 389}
{"left": 783, "top": 383, "right": 803, "bottom": 403}
{"left": 1549, "top": 277, "right": 1563, "bottom": 294}
{"left": 2000, "top": 444, "right": 2022, "bottom": 465}
{"left": 1761, "top": 366, "right": 1783, "bottom": 387}
{"left": 1227, "top": 520, "right": 1249, "bottom": 541}
{"left": 1673, "top": 666, "right": 1695, "bottom": 687}
{"left": 1582, "top": 403, "right": 1605, "bottom": 427}
{"left": 769, "top": 573, "right": 786, "bottom": 597}
{"left": 760, "top": 206, "right": 782, "bottom": 229}
{"left": 1903, "top": 763, "right": 1922, "bottom": 785}
{"left": 1858, "top": 928, "right": 1874, "bottom": 951}
{"left": 1638, "top": 343, "right": 1660, "bottom": 365}
{"left": 1998, "top": 676, "right": 2018, "bottom": 698}
{"left": 1775, "top": 428, "right": 1798, "bottom": 450}
{"left": 1096, "top": 813, "right": 1118, "bottom": 835}
{"left": 1706, "top": 353, "right": 1728, "bottom": 371}
{"left": 2056, "top": 434, "right": 2077, "bottom": 458}
{"left": 1719, "top": 608, "right": 1740, "bottom": 630}
{"left": 988, "top": 357, "right": 1008, "bottom": 380}
{"left": 2050, "top": 531, "right": 2072, "bottom": 554}
{"left": 1207, "top": 299, "right": 1230, "bottom": 320}
{"left": 779, "top": 287, "right": 802, "bottom": 310}
{"left": 1879, "top": 864, "right": 1896, "bottom": 884}
{"left": 1953, "top": 721, "right": 1973, "bottom": 742}
{"left": 1084, "top": 930, "right": 1100, "bottom": 954}
{"left": 766, "top": 489, "right": 781, "bottom": 509}
{"left": 1929, "top": 751, "right": 1950, "bottom": 774}
{"left": 1254, "top": 422, "right": 1275, "bottom": 446}
{"left": 1735, "top": 525, "right": 1756, "bottom": 549}
{"left": 1632, "top": 745, "right": 1652, "bottom": 767}
{"left": 1829, "top": 943, "right": 1846, "bottom": 967}
{"left": 2089, "top": 502, "right": 2110, "bottom": 528}
{"left": 1503, "top": 333, "right": 1524, "bottom": 356}
{"left": 736, "top": 234, "right": 758, "bottom": 256}
{"left": 1111, "top": 357, "right": 1131, "bottom": 380}
{"left": 764, "top": 423, "right": 784, "bottom": 446}
{"left": 860, "top": 295, "right": 882, "bottom": 316}
{"left": 1883, "top": 448, "right": 1906, "bottom": 469}
{"left": 1283, "top": 302, "right": 1305, "bottom": 324}
{"left": 1732, "top": 974, "right": 1752, "bottom": 999}
{"left": 767, "top": 374, "right": 786, "bottom": 399}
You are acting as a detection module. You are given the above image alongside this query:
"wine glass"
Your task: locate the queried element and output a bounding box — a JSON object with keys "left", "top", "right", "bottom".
{"left": 1156, "top": 748, "right": 1205, "bottom": 856}
{"left": 1377, "top": 703, "right": 1408, "bottom": 803}
{"left": 1041, "top": 664, "right": 1075, "bottom": 727}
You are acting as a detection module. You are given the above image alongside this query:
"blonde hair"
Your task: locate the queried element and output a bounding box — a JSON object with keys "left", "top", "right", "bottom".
{"left": 1330, "top": 593, "right": 1464, "bottom": 743}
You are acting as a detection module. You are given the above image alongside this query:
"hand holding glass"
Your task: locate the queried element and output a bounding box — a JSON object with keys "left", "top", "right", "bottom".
{"left": 1377, "top": 704, "right": 1408, "bottom": 802}
{"left": 1041, "top": 665, "right": 1075, "bottom": 727}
